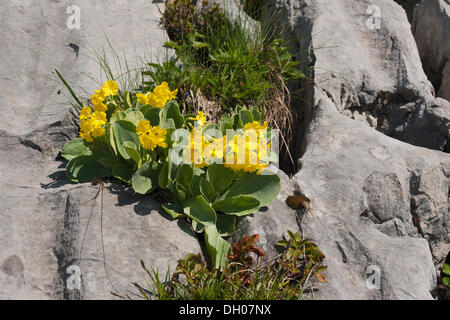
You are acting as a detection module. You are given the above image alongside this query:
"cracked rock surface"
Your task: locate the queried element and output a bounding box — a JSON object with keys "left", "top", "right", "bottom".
{"left": 1, "top": 0, "right": 450, "bottom": 300}
{"left": 412, "top": 0, "right": 450, "bottom": 101}
{"left": 240, "top": 0, "right": 450, "bottom": 299}
{"left": 0, "top": 1, "right": 201, "bottom": 300}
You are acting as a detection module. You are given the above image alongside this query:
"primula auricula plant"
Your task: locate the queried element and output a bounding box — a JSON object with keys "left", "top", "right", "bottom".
{"left": 61, "top": 80, "right": 281, "bottom": 268}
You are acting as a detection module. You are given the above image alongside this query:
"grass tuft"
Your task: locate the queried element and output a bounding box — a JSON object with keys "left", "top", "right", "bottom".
{"left": 113, "top": 231, "right": 327, "bottom": 300}
{"left": 143, "top": 0, "right": 305, "bottom": 165}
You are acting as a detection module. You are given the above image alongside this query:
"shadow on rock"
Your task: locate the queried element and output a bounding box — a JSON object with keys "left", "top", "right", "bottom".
{"left": 107, "top": 183, "right": 190, "bottom": 228}
{"left": 41, "top": 171, "right": 73, "bottom": 189}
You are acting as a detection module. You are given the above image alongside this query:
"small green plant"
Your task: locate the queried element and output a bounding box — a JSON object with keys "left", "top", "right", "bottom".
{"left": 116, "top": 231, "right": 326, "bottom": 300}
{"left": 442, "top": 262, "right": 450, "bottom": 288}
{"left": 160, "top": 0, "right": 226, "bottom": 46}
{"left": 58, "top": 76, "right": 281, "bottom": 269}
{"left": 276, "top": 230, "right": 328, "bottom": 284}
{"left": 149, "top": 0, "right": 304, "bottom": 157}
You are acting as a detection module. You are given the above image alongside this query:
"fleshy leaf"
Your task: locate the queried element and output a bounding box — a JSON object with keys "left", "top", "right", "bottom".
{"left": 112, "top": 163, "right": 134, "bottom": 182}
{"left": 182, "top": 195, "right": 217, "bottom": 227}
{"left": 216, "top": 214, "right": 236, "bottom": 237}
{"left": 213, "top": 195, "right": 260, "bottom": 216}
{"left": 132, "top": 161, "right": 160, "bottom": 194}
{"left": 206, "top": 164, "right": 235, "bottom": 194}
{"left": 162, "top": 202, "right": 185, "bottom": 220}
{"left": 220, "top": 171, "right": 280, "bottom": 207}
{"left": 61, "top": 138, "right": 92, "bottom": 161}
{"left": 66, "top": 156, "right": 111, "bottom": 183}
{"left": 111, "top": 120, "right": 140, "bottom": 162}
{"left": 204, "top": 225, "right": 231, "bottom": 269}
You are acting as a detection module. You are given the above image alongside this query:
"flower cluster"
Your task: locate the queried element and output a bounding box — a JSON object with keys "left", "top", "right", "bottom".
{"left": 189, "top": 111, "right": 206, "bottom": 126}
{"left": 183, "top": 114, "right": 270, "bottom": 174}
{"left": 136, "top": 81, "right": 178, "bottom": 108}
{"left": 223, "top": 121, "right": 270, "bottom": 174}
{"left": 223, "top": 127, "right": 270, "bottom": 174}
{"left": 79, "top": 80, "right": 118, "bottom": 142}
{"left": 183, "top": 127, "right": 222, "bottom": 168}
{"left": 62, "top": 76, "right": 280, "bottom": 271}
{"left": 79, "top": 106, "right": 107, "bottom": 142}
{"left": 77, "top": 80, "right": 271, "bottom": 175}
{"left": 136, "top": 120, "right": 168, "bottom": 151}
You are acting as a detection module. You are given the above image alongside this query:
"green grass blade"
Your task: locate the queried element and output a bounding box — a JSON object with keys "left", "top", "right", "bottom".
{"left": 55, "top": 69, "right": 84, "bottom": 110}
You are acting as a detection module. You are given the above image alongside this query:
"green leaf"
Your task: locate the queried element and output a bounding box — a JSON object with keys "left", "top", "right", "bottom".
{"left": 192, "top": 220, "right": 205, "bottom": 233}
{"left": 216, "top": 214, "right": 236, "bottom": 237}
{"left": 66, "top": 156, "right": 112, "bottom": 183}
{"left": 239, "top": 109, "right": 254, "bottom": 125}
{"left": 61, "top": 138, "right": 92, "bottom": 161}
{"left": 287, "top": 230, "right": 295, "bottom": 242}
{"left": 182, "top": 195, "right": 217, "bottom": 227}
{"left": 206, "top": 164, "right": 235, "bottom": 194}
{"left": 132, "top": 161, "right": 160, "bottom": 194}
{"left": 108, "top": 125, "right": 118, "bottom": 156}
{"left": 112, "top": 163, "right": 134, "bottom": 182}
{"left": 176, "top": 164, "right": 193, "bottom": 195}
{"left": 161, "top": 118, "right": 176, "bottom": 129}
{"left": 200, "top": 178, "right": 216, "bottom": 202}
{"left": 123, "top": 110, "right": 145, "bottom": 127}
{"left": 220, "top": 171, "right": 281, "bottom": 207}
{"left": 219, "top": 116, "right": 233, "bottom": 135}
{"left": 163, "top": 41, "right": 181, "bottom": 50}
{"left": 123, "top": 91, "right": 132, "bottom": 109}
{"left": 110, "top": 110, "right": 127, "bottom": 123}
{"left": 233, "top": 113, "right": 243, "bottom": 129}
{"left": 443, "top": 263, "right": 450, "bottom": 276}
{"left": 162, "top": 202, "right": 185, "bottom": 220}
{"left": 158, "top": 163, "right": 169, "bottom": 189}
{"left": 55, "top": 69, "right": 84, "bottom": 109}
{"left": 160, "top": 101, "right": 184, "bottom": 129}
{"left": 111, "top": 120, "right": 140, "bottom": 162}
{"left": 204, "top": 225, "right": 231, "bottom": 269}
{"left": 122, "top": 141, "right": 140, "bottom": 164}
{"left": 192, "top": 41, "right": 210, "bottom": 49}
{"left": 443, "top": 277, "right": 450, "bottom": 287}
{"left": 86, "top": 135, "right": 116, "bottom": 169}
{"left": 250, "top": 107, "right": 261, "bottom": 122}
{"left": 175, "top": 188, "right": 187, "bottom": 202}
{"left": 142, "top": 107, "right": 161, "bottom": 126}
{"left": 190, "top": 175, "right": 201, "bottom": 196}
{"left": 213, "top": 195, "right": 260, "bottom": 216}
{"left": 276, "top": 240, "right": 288, "bottom": 247}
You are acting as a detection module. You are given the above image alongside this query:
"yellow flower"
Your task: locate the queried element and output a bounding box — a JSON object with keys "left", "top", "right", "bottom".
{"left": 94, "top": 80, "right": 119, "bottom": 98}
{"left": 223, "top": 131, "right": 270, "bottom": 174}
{"left": 184, "top": 128, "right": 209, "bottom": 168}
{"left": 136, "top": 120, "right": 168, "bottom": 151}
{"left": 79, "top": 106, "right": 107, "bottom": 142}
{"left": 79, "top": 130, "right": 93, "bottom": 143}
{"left": 137, "top": 82, "right": 178, "bottom": 108}
{"left": 153, "top": 81, "right": 178, "bottom": 101}
{"left": 202, "top": 136, "right": 225, "bottom": 164}
{"left": 80, "top": 106, "right": 92, "bottom": 120}
{"left": 90, "top": 94, "right": 108, "bottom": 112}
{"left": 244, "top": 121, "right": 268, "bottom": 132}
{"left": 136, "top": 93, "right": 149, "bottom": 105}
{"left": 189, "top": 111, "right": 206, "bottom": 126}
{"left": 90, "top": 94, "right": 104, "bottom": 106}
{"left": 91, "top": 111, "right": 107, "bottom": 123}
{"left": 91, "top": 126, "right": 106, "bottom": 138}
{"left": 93, "top": 103, "right": 108, "bottom": 113}
{"left": 182, "top": 129, "right": 225, "bottom": 167}
{"left": 146, "top": 93, "right": 166, "bottom": 108}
